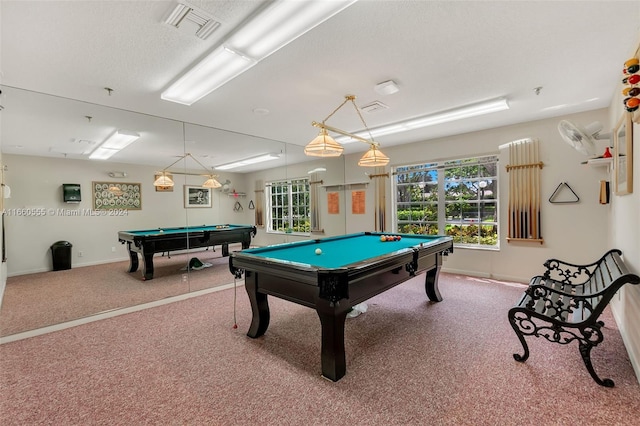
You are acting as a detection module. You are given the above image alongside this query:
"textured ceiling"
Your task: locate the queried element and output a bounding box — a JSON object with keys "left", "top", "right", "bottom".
{"left": 1, "top": 0, "right": 639, "bottom": 171}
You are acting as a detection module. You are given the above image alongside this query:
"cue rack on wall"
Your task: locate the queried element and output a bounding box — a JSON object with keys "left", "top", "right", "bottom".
{"left": 505, "top": 138, "right": 544, "bottom": 244}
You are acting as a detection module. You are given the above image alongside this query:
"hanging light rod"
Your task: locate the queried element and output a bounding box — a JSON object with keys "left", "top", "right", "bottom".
{"left": 153, "top": 153, "right": 221, "bottom": 188}
{"left": 311, "top": 121, "right": 379, "bottom": 147}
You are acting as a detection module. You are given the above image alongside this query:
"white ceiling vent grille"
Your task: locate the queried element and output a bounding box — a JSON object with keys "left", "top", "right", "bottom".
{"left": 163, "top": 1, "right": 221, "bottom": 40}
{"left": 360, "top": 101, "right": 389, "bottom": 113}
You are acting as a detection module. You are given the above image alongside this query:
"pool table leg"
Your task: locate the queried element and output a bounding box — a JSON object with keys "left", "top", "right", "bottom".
{"left": 316, "top": 300, "right": 350, "bottom": 381}
{"left": 245, "top": 271, "right": 270, "bottom": 338}
{"left": 424, "top": 255, "right": 443, "bottom": 302}
{"left": 141, "top": 252, "right": 154, "bottom": 280}
{"left": 126, "top": 249, "right": 139, "bottom": 273}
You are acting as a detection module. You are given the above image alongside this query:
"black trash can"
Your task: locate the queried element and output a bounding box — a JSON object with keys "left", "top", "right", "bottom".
{"left": 51, "top": 241, "right": 72, "bottom": 271}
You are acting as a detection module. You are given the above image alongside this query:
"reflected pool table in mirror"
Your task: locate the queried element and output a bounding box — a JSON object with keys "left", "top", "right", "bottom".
{"left": 118, "top": 224, "right": 256, "bottom": 280}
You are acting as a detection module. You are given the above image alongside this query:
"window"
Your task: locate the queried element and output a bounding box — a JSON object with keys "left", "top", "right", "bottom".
{"left": 267, "top": 178, "right": 311, "bottom": 234}
{"left": 394, "top": 155, "right": 498, "bottom": 248}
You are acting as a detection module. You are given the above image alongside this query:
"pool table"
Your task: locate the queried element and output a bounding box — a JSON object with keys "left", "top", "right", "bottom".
{"left": 229, "top": 232, "right": 453, "bottom": 381}
{"left": 119, "top": 224, "right": 256, "bottom": 280}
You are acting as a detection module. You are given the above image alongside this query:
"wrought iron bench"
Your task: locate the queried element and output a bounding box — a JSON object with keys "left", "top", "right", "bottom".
{"left": 508, "top": 249, "right": 640, "bottom": 387}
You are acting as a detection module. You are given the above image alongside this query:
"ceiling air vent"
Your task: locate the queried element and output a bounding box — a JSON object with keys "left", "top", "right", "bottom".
{"left": 360, "top": 101, "right": 389, "bottom": 113}
{"left": 163, "top": 1, "right": 221, "bottom": 40}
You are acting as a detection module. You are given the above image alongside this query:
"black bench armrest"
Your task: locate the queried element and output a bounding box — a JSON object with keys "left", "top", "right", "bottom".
{"left": 542, "top": 249, "right": 622, "bottom": 285}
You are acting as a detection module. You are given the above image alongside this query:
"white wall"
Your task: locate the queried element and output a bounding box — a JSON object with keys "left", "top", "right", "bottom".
{"left": 344, "top": 108, "right": 612, "bottom": 283}
{"left": 3, "top": 155, "right": 251, "bottom": 276}
{"left": 246, "top": 155, "right": 347, "bottom": 247}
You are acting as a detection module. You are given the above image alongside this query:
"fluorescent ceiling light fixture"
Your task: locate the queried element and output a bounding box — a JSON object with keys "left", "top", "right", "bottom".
{"left": 161, "top": 46, "right": 256, "bottom": 105}
{"left": 89, "top": 129, "right": 140, "bottom": 160}
{"left": 89, "top": 147, "right": 119, "bottom": 160}
{"left": 215, "top": 153, "right": 280, "bottom": 170}
{"left": 101, "top": 130, "right": 140, "bottom": 149}
{"left": 336, "top": 98, "right": 510, "bottom": 143}
{"left": 161, "top": 0, "right": 358, "bottom": 105}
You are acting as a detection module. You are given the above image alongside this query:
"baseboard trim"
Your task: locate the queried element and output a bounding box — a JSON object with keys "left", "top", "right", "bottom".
{"left": 0, "top": 280, "right": 243, "bottom": 345}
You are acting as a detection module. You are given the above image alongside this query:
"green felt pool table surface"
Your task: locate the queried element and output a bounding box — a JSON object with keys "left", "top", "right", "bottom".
{"left": 121, "top": 224, "right": 246, "bottom": 237}
{"left": 240, "top": 232, "right": 448, "bottom": 269}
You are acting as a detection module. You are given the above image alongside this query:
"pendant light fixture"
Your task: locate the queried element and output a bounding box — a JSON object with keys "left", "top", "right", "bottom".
{"left": 305, "top": 95, "right": 390, "bottom": 167}
{"left": 153, "top": 153, "right": 221, "bottom": 188}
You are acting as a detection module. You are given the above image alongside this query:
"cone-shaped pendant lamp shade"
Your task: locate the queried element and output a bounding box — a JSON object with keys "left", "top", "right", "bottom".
{"left": 304, "top": 128, "right": 344, "bottom": 157}
{"left": 203, "top": 176, "right": 222, "bottom": 188}
{"left": 154, "top": 172, "right": 175, "bottom": 187}
{"left": 358, "top": 145, "right": 390, "bottom": 167}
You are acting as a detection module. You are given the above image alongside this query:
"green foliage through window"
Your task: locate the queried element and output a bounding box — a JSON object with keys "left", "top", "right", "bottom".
{"left": 394, "top": 155, "right": 499, "bottom": 248}
{"left": 267, "top": 178, "right": 311, "bottom": 233}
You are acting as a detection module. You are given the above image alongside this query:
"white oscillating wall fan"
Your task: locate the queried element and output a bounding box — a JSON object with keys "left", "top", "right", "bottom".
{"left": 557, "top": 120, "right": 610, "bottom": 156}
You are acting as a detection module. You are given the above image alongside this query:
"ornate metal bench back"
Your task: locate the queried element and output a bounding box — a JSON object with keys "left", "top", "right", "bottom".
{"left": 509, "top": 249, "right": 640, "bottom": 387}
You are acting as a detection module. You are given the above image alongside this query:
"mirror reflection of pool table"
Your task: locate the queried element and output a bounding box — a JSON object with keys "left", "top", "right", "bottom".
{"left": 118, "top": 224, "right": 256, "bottom": 280}
{"left": 229, "top": 232, "right": 453, "bottom": 381}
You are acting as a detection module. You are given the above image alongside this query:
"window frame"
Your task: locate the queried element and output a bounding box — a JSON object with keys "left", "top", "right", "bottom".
{"left": 392, "top": 155, "right": 499, "bottom": 250}
{"left": 265, "top": 177, "right": 311, "bottom": 235}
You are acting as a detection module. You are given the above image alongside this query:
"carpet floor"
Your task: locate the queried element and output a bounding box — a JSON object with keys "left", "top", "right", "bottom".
{"left": 0, "top": 248, "right": 239, "bottom": 336}
{"left": 1, "top": 273, "right": 639, "bottom": 425}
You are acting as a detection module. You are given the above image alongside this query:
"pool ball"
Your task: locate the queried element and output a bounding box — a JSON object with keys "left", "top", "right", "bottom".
{"left": 380, "top": 236, "right": 386, "bottom": 242}
{"left": 315, "top": 248, "right": 322, "bottom": 255}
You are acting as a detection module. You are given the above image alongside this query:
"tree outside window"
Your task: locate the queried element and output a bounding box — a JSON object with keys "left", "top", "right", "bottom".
{"left": 394, "top": 155, "right": 499, "bottom": 248}
{"left": 267, "top": 178, "right": 311, "bottom": 234}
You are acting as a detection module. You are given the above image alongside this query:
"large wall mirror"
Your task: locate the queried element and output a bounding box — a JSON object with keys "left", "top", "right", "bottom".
{"left": 0, "top": 87, "right": 346, "bottom": 337}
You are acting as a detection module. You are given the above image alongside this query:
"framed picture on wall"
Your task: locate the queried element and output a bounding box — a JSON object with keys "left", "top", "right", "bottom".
{"left": 184, "top": 185, "right": 212, "bottom": 208}
{"left": 613, "top": 113, "right": 633, "bottom": 195}
{"left": 93, "top": 182, "right": 141, "bottom": 210}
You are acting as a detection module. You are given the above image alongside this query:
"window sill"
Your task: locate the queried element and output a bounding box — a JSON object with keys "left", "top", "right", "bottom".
{"left": 453, "top": 244, "right": 500, "bottom": 252}
{"left": 266, "top": 230, "right": 310, "bottom": 237}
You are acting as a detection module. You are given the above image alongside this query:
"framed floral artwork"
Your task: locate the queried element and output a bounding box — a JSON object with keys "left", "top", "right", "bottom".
{"left": 93, "top": 182, "right": 141, "bottom": 210}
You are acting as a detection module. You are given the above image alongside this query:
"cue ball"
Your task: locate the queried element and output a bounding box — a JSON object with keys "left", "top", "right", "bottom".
{"left": 159, "top": 230, "right": 164, "bottom": 233}
{"left": 315, "top": 248, "right": 322, "bottom": 255}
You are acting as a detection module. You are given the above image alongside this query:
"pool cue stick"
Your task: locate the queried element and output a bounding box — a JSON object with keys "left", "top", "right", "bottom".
{"left": 520, "top": 144, "right": 525, "bottom": 238}
{"left": 529, "top": 144, "right": 535, "bottom": 239}
{"left": 509, "top": 144, "right": 515, "bottom": 238}
{"left": 509, "top": 143, "right": 518, "bottom": 238}
{"left": 535, "top": 139, "right": 541, "bottom": 239}
{"left": 514, "top": 144, "right": 520, "bottom": 238}
{"left": 512, "top": 143, "right": 518, "bottom": 238}
{"left": 523, "top": 143, "right": 527, "bottom": 238}
{"left": 524, "top": 144, "right": 529, "bottom": 238}
{"left": 515, "top": 143, "right": 522, "bottom": 238}
{"left": 527, "top": 141, "right": 532, "bottom": 238}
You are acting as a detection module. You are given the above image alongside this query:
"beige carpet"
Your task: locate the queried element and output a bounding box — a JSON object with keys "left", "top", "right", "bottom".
{"left": 1, "top": 273, "right": 639, "bottom": 425}
{"left": 0, "top": 248, "right": 239, "bottom": 336}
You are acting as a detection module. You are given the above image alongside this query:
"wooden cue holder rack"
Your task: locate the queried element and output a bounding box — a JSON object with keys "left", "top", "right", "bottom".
{"left": 506, "top": 160, "right": 544, "bottom": 245}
